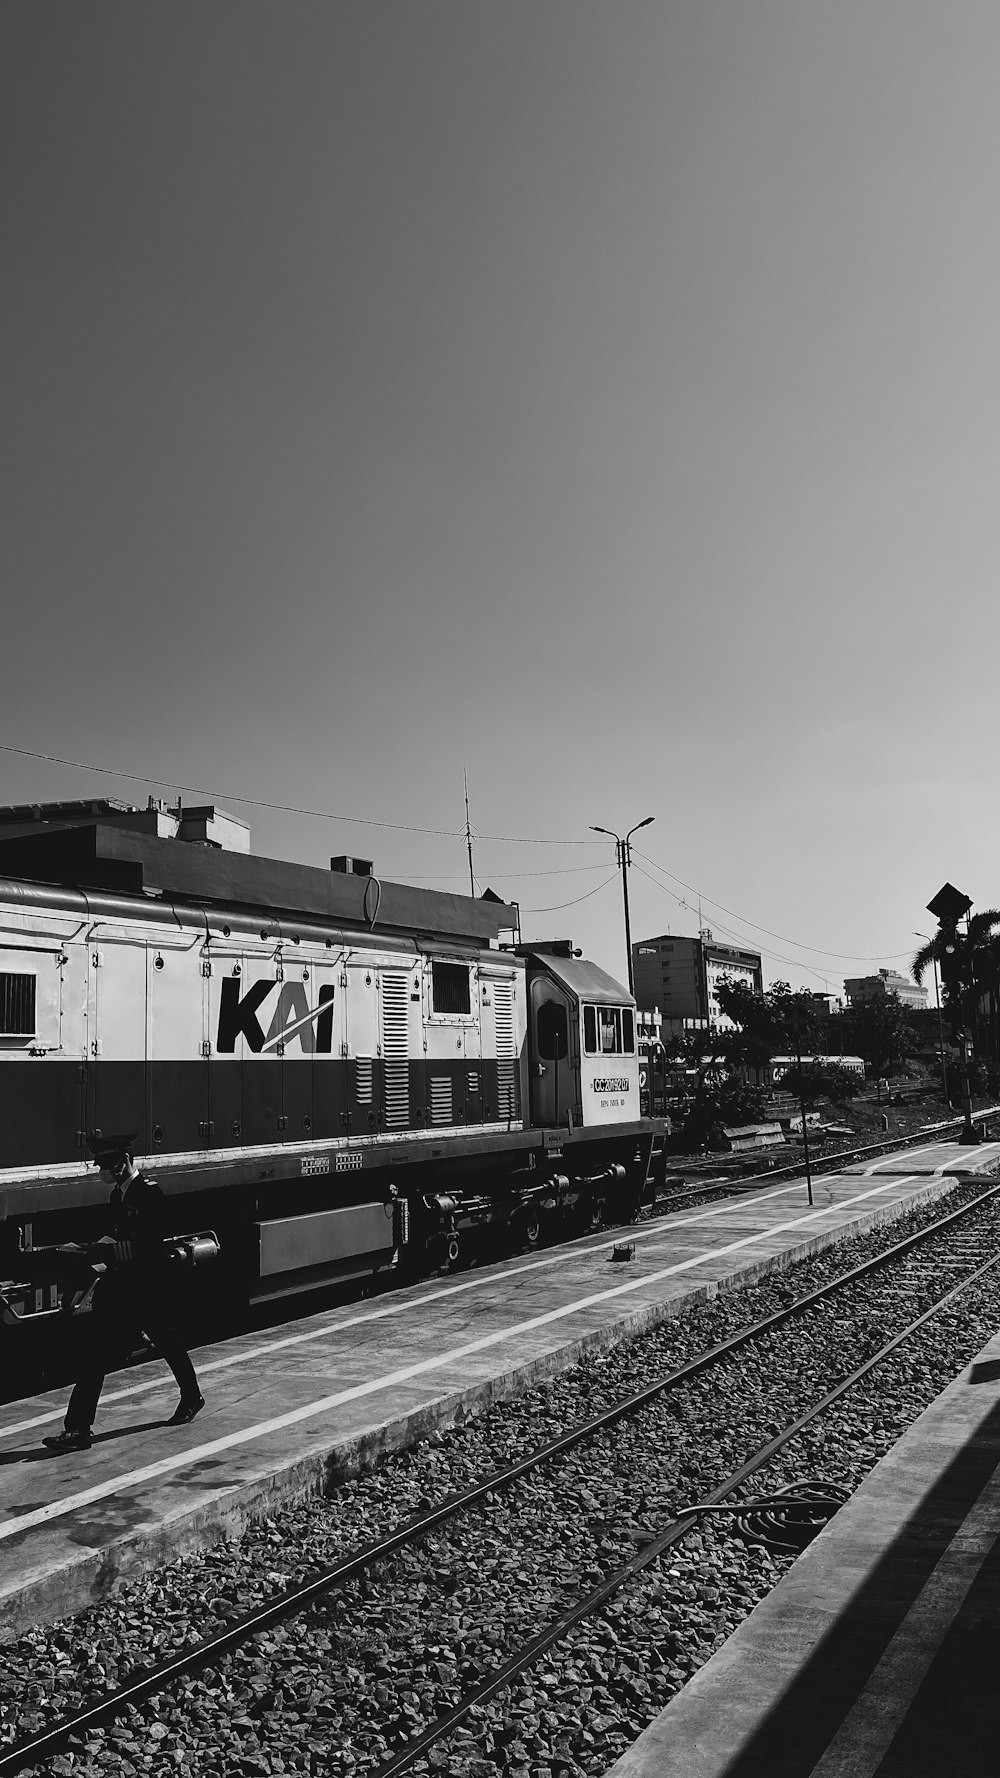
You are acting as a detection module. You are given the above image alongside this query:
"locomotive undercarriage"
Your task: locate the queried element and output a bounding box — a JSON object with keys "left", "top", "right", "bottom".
{"left": 0, "top": 1125, "right": 654, "bottom": 1374}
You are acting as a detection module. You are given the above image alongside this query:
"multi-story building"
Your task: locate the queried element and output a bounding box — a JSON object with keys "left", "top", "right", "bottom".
{"left": 632, "top": 931, "right": 763, "bottom": 1030}
{"left": 0, "top": 796, "right": 250, "bottom": 852}
{"left": 843, "top": 968, "right": 927, "bottom": 1011}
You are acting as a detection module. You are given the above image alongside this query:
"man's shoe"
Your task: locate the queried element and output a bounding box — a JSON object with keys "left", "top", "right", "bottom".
{"left": 167, "top": 1394, "right": 205, "bottom": 1426}
{"left": 42, "top": 1427, "right": 92, "bottom": 1451}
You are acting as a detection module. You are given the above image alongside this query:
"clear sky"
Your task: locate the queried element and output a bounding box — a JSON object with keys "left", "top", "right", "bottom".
{"left": 3, "top": 3, "right": 999, "bottom": 995}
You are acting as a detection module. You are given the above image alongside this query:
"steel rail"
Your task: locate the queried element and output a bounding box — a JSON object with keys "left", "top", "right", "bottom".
{"left": 369, "top": 1235, "right": 1000, "bottom": 1776}
{"left": 3, "top": 1180, "right": 1000, "bottom": 1776}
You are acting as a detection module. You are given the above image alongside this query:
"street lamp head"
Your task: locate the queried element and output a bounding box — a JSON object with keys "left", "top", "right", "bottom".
{"left": 623, "top": 815, "right": 655, "bottom": 844}
{"left": 590, "top": 825, "right": 614, "bottom": 838}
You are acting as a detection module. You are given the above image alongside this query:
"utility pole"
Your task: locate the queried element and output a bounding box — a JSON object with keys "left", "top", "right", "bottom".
{"left": 590, "top": 817, "right": 654, "bottom": 995}
{"left": 791, "top": 1002, "right": 814, "bottom": 1206}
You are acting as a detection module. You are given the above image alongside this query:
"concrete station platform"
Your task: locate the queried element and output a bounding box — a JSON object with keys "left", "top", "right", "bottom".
{"left": 606, "top": 1314, "right": 1000, "bottom": 1778}
{"left": 2, "top": 1137, "right": 1000, "bottom": 1643}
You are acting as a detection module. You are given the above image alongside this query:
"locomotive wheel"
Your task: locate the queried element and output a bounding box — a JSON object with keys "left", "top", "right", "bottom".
{"left": 522, "top": 1217, "right": 540, "bottom": 1251}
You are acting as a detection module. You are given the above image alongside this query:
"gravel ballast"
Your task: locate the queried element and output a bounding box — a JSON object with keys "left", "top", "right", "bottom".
{"left": 3, "top": 1179, "right": 999, "bottom": 1778}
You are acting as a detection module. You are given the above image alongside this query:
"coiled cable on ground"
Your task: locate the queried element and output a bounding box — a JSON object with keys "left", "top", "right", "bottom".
{"left": 679, "top": 1480, "right": 851, "bottom": 1556}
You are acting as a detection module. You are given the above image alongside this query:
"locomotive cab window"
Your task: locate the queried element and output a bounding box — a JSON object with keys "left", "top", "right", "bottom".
{"left": 0, "top": 972, "right": 36, "bottom": 1037}
{"left": 583, "top": 1004, "right": 635, "bottom": 1056}
{"left": 431, "top": 961, "right": 472, "bottom": 1016}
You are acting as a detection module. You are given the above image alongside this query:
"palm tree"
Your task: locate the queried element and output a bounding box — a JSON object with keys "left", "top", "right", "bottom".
{"left": 913, "top": 910, "right": 1000, "bottom": 1085}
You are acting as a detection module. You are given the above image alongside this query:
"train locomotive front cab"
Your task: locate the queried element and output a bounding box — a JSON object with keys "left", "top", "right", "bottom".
{"left": 522, "top": 943, "right": 649, "bottom": 1227}
{"left": 524, "top": 944, "right": 640, "bottom": 1130}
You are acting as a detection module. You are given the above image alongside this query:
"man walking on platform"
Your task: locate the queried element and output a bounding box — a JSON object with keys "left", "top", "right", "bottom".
{"left": 43, "top": 1136, "right": 204, "bottom": 1452}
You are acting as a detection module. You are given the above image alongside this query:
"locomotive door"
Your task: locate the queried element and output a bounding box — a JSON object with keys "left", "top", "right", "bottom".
{"left": 345, "top": 961, "right": 379, "bottom": 1136}
{"left": 237, "top": 953, "right": 282, "bottom": 1147}
{"left": 208, "top": 949, "right": 244, "bottom": 1147}
{"left": 310, "top": 957, "right": 345, "bottom": 1141}
{"left": 88, "top": 938, "right": 149, "bottom": 1146}
{"left": 528, "top": 979, "right": 575, "bottom": 1130}
{"left": 0, "top": 943, "right": 73, "bottom": 1165}
{"left": 277, "top": 953, "right": 316, "bottom": 1143}
{"left": 146, "top": 940, "right": 207, "bottom": 1155}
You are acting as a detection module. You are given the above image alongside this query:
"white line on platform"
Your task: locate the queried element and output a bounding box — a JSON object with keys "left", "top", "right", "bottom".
{"left": 860, "top": 1140, "right": 1000, "bottom": 1176}
{"left": 0, "top": 1174, "right": 924, "bottom": 1541}
{"left": 861, "top": 1142, "right": 948, "bottom": 1173}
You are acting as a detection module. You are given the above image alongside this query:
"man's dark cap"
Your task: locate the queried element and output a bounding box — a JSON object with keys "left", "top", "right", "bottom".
{"left": 88, "top": 1133, "right": 138, "bottom": 1168}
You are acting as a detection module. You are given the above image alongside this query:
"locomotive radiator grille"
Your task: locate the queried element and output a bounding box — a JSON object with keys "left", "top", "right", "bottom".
{"left": 493, "top": 980, "right": 518, "bottom": 1120}
{"left": 429, "top": 1076, "right": 454, "bottom": 1124}
{"left": 381, "top": 973, "right": 410, "bottom": 1129}
{"left": 0, "top": 971, "right": 35, "bottom": 1036}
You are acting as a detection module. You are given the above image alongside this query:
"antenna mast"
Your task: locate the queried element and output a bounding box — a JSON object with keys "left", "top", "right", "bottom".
{"left": 464, "top": 769, "right": 475, "bottom": 896}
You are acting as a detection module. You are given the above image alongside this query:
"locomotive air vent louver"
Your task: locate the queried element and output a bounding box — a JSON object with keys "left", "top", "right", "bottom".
{"left": 355, "top": 1057, "right": 374, "bottom": 1104}
{"left": 381, "top": 974, "right": 409, "bottom": 1129}
{"left": 429, "top": 1076, "right": 453, "bottom": 1124}
{"left": 493, "top": 980, "right": 517, "bottom": 1119}
{"left": 0, "top": 972, "right": 35, "bottom": 1036}
{"left": 496, "top": 1059, "right": 517, "bottom": 1119}
{"left": 467, "top": 1070, "right": 480, "bottom": 1097}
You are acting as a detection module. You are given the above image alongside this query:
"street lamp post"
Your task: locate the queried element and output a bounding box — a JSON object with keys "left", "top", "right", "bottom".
{"left": 914, "top": 932, "right": 948, "bottom": 1106}
{"left": 590, "top": 817, "right": 654, "bottom": 996}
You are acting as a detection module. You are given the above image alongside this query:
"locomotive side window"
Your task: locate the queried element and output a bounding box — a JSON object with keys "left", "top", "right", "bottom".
{"left": 432, "top": 961, "right": 471, "bottom": 1015}
{"left": 0, "top": 972, "right": 35, "bottom": 1036}
{"left": 536, "top": 999, "right": 569, "bottom": 1060}
{"left": 583, "top": 1004, "right": 635, "bottom": 1055}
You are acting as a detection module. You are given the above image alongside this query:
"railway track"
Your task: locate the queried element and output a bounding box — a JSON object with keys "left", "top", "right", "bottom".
{"left": 650, "top": 1106, "right": 1000, "bottom": 1214}
{"left": 5, "top": 1176, "right": 1000, "bottom": 1776}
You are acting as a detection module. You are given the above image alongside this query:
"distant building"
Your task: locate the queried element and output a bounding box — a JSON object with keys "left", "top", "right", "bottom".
{"left": 0, "top": 796, "right": 250, "bottom": 852}
{"left": 632, "top": 930, "right": 763, "bottom": 1030}
{"left": 0, "top": 796, "right": 247, "bottom": 849}
{"left": 843, "top": 968, "right": 927, "bottom": 1011}
{"left": 808, "top": 991, "right": 844, "bottom": 1017}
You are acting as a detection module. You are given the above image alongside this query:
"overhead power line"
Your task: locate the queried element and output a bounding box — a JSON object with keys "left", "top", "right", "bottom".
{"left": 522, "top": 874, "right": 620, "bottom": 915}
{"left": 633, "top": 849, "right": 914, "bottom": 964}
{"left": 629, "top": 863, "right": 831, "bottom": 985}
{"left": 0, "top": 743, "right": 926, "bottom": 961}
{"left": 0, "top": 743, "right": 601, "bottom": 846}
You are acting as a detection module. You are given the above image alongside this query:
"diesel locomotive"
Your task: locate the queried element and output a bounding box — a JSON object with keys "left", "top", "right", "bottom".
{"left": 0, "top": 800, "right": 662, "bottom": 1341}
